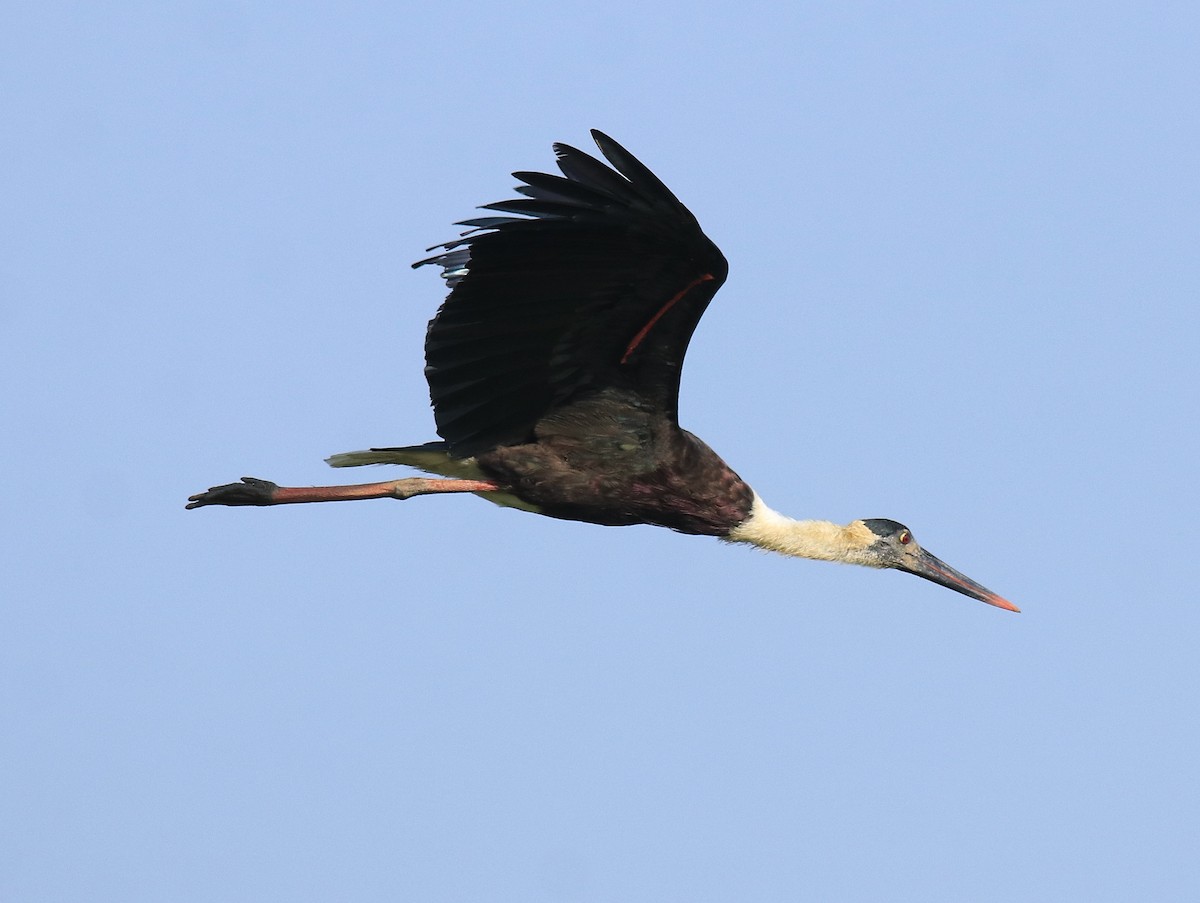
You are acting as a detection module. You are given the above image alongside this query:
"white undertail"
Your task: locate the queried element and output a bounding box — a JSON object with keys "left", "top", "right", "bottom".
{"left": 325, "top": 446, "right": 542, "bottom": 513}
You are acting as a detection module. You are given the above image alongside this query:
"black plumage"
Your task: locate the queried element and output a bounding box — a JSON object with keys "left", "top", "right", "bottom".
{"left": 417, "top": 130, "right": 729, "bottom": 460}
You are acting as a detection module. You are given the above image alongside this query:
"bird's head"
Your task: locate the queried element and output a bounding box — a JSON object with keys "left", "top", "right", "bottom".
{"left": 854, "top": 518, "right": 1019, "bottom": 612}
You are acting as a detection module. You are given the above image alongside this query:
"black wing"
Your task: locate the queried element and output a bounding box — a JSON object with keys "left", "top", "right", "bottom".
{"left": 415, "top": 130, "right": 729, "bottom": 459}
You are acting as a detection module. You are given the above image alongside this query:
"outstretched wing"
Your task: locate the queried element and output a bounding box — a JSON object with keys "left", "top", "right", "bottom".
{"left": 415, "top": 130, "right": 729, "bottom": 458}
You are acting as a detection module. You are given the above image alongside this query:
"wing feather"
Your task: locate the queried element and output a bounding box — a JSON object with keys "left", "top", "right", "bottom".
{"left": 416, "top": 131, "right": 728, "bottom": 458}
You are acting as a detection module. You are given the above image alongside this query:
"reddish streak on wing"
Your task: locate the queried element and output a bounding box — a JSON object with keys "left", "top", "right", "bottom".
{"left": 621, "top": 273, "right": 715, "bottom": 363}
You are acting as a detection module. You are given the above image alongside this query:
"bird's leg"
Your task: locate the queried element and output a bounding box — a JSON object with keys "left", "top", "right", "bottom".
{"left": 186, "top": 476, "right": 501, "bottom": 509}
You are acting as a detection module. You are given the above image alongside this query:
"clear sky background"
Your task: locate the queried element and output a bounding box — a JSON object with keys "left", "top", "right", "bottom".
{"left": 4, "top": 3, "right": 1198, "bottom": 901}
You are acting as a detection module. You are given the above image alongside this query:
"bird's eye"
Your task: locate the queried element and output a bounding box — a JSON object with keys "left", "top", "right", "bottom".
{"left": 899, "top": 530, "right": 912, "bottom": 545}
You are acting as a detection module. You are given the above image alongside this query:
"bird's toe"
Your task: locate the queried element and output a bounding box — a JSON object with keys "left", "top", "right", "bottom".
{"left": 185, "top": 477, "right": 279, "bottom": 509}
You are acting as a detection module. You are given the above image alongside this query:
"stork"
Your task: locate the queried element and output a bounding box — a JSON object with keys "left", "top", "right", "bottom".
{"left": 188, "top": 131, "right": 1018, "bottom": 613}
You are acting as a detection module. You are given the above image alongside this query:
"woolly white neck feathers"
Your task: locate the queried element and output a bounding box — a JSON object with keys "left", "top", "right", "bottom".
{"left": 725, "top": 494, "right": 881, "bottom": 567}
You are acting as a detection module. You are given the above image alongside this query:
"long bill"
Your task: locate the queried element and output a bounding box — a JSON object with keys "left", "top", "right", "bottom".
{"left": 899, "top": 548, "right": 1020, "bottom": 613}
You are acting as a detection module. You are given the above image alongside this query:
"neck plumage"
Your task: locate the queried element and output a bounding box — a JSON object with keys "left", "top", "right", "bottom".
{"left": 725, "top": 494, "right": 879, "bottom": 566}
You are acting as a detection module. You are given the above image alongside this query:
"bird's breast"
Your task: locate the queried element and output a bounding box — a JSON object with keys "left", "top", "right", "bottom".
{"left": 475, "top": 425, "right": 754, "bottom": 537}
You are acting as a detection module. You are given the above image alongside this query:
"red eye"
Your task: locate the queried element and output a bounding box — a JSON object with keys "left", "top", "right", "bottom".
{"left": 899, "top": 531, "right": 912, "bottom": 545}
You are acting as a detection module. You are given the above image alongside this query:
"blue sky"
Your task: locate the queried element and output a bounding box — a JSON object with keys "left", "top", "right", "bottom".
{"left": 4, "top": 2, "right": 1198, "bottom": 900}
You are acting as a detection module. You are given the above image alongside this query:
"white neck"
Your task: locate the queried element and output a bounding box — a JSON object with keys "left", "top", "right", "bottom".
{"left": 725, "top": 494, "right": 879, "bottom": 567}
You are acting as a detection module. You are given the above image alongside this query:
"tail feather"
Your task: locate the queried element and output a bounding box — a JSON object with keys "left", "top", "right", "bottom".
{"left": 326, "top": 442, "right": 486, "bottom": 480}
{"left": 326, "top": 441, "right": 542, "bottom": 514}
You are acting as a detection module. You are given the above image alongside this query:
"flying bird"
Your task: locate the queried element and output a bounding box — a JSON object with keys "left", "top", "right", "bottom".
{"left": 188, "top": 130, "right": 1018, "bottom": 612}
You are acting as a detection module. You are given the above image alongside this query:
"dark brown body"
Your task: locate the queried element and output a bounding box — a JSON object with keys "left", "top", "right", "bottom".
{"left": 474, "top": 388, "right": 753, "bottom": 535}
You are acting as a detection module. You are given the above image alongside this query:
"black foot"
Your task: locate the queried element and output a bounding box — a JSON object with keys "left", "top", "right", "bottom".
{"left": 186, "top": 477, "right": 279, "bottom": 509}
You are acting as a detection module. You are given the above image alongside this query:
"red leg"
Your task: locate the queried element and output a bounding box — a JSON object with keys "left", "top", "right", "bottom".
{"left": 186, "top": 476, "right": 501, "bottom": 509}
